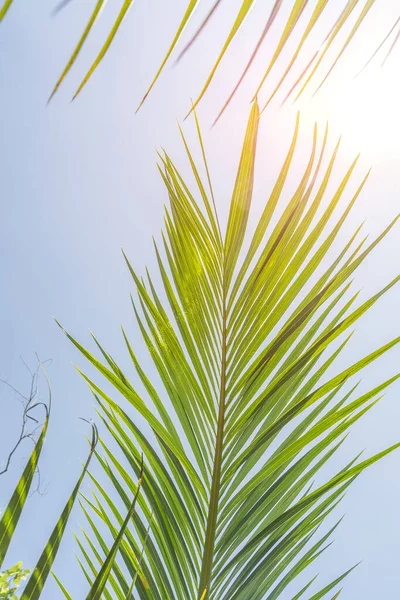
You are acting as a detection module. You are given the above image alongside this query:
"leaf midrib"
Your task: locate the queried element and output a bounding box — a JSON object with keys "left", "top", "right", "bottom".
{"left": 197, "top": 277, "right": 227, "bottom": 598}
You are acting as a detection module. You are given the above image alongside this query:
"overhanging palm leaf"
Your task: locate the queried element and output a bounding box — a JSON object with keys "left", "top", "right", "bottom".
{"left": 36, "top": 0, "right": 398, "bottom": 115}
{"left": 62, "top": 103, "right": 400, "bottom": 599}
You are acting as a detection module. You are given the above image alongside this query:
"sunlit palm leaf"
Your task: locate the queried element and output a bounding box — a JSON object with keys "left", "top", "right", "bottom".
{"left": 62, "top": 104, "right": 400, "bottom": 599}
{"left": 72, "top": 0, "right": 134, "bottom": 101}
{"left": 46, "top": 0, "right": 399, "bottom": 115}
{"left": 48, "top": 0, "right": 107, "bottom": 103}
{"left": 309, "top": 0, "right": 377, "bottom": 99}
{"left": 135, "top": 0, "right": 200, "bottom": 112}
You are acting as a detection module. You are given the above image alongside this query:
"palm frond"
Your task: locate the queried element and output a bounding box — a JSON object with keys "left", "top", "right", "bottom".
{"left": 42, "top": 0, "right": 398, "bottom": 117}
{"left": 62, "top": 104, "right": 400, "bottom": 599}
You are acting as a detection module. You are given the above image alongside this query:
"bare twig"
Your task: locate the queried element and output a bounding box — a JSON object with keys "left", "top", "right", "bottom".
{"left": 0, "top": 357, "right": 51, "bottom": 495}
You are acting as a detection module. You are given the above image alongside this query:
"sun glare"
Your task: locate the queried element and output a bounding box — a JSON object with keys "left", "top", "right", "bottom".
{"left": 298, "top": 63, "right": 400, "bottom": 164}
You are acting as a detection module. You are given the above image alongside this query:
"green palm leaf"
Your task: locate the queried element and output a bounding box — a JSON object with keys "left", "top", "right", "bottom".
{"left": 62, "top": 104, "right": 400, "bottom": 599}
{"left": 20, "top": 423, "right": 98, "bottom": 600}
{"left": 85, "top": 456, "right": 144, "bottom": 600}
{"left": 52, "top": 572, "right": 73, "bottom": 600}
{"left": 0, "top": 406, "right": 49, "bottom": 568}
{"left": 0, "top": 0, "right": 13, "bottom": 21}
{"left": 45, "top": 0, "right": 399, "bottom": 116}
{"left": 71, "top": 0, "right": 134, "bottom": 101}
{"left": 48, "top": 0, "right": 107, "bottom": 103}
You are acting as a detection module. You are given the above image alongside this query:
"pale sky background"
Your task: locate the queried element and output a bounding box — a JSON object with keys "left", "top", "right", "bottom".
{"left": 1, "top": 0, "right": 400, "bottom": 598}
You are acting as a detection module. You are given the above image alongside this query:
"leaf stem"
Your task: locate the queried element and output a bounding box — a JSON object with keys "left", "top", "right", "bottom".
{"left": 198, "top": 278, "right": 227, "bottom": 596}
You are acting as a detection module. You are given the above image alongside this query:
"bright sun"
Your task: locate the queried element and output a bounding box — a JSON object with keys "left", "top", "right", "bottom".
{"left": 298, "top": 63, "right": 400, "bottom": 164}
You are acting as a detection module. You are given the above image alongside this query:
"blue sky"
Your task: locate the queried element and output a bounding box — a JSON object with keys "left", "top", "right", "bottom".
{"left": 1, "top": 0, "right": 400, "bottom": 598}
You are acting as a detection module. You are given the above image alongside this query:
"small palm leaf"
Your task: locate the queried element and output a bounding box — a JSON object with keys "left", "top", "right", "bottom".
{"left": 48, "top": 0, "right": 107, "bottom": 103}
{"left": 62, "top": 104, "right": 400, "bottom": 599}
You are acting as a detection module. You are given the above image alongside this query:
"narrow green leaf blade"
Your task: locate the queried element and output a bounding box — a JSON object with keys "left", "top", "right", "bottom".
{"left": 224, "top": 99, "right": 259, "bottom": 288}
{"left": 48, "top": 0, "right": 107, "bottom": 102}
{"left": 51, "top": 572, "right": 73, "bottom": 600}
{"left": 86, "top": 458, "right": 144, "bottom": 600}
{"left": 0, "top": 409, "right": 49, "bottom": 568}
{"left": 136, "top": 0, "right": 199, "bottom": 112}
{"left": 73, "top": 0, "right": 134, "bottom": 100}
{"left": 20, "top": 423, "right": 98, "bottom": 600}
{"left": 0, "top": 0, "right": 13, "bottom": 21}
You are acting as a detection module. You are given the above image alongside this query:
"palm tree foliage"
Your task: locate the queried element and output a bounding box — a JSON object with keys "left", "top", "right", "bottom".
{"left": 52, "top": 0, "right": 400, "bottom": 112}
{"left": 58, "top": 102, "right": 400, "bottom": 599}
{"left": 1, "top": 0, "right": 399, "bottom": 114}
